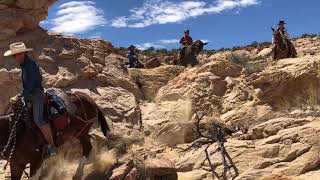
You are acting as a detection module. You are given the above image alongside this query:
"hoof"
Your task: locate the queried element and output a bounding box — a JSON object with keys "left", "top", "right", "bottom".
{"left": 73, "top": 174, "right": 82, "bottom": 180}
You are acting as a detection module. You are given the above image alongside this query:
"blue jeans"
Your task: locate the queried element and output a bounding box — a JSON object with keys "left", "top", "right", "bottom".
{"left": 29, "top": 89, "right": 47, "bottom": 127}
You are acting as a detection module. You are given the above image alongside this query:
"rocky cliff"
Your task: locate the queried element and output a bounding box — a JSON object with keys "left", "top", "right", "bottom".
{"left": 1, "top": 0, "right": 320, "bottom": 179}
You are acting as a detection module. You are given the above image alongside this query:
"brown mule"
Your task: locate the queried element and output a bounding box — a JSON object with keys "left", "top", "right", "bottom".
{"left": 272, "top": 27, "right": 297, "bottom": 60}
{"left": 174, "top": 40, "right": 208, "bottom": 67}
{"left": 0, "top": 91, "right": 110, "bottom": 180}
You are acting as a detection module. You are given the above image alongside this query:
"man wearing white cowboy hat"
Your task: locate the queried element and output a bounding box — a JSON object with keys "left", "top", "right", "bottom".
{"left": 4, "top": 42, "right": 57, "bottom": 156}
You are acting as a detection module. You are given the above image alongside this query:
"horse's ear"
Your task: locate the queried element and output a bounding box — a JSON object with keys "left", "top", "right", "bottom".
{"left": 203, "top": 42, "right": 208, "bottom": 46}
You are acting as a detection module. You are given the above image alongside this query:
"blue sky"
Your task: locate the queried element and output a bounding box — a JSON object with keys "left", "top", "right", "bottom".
{"left": 41, "top": 0, "right": 320, "bottom": 50}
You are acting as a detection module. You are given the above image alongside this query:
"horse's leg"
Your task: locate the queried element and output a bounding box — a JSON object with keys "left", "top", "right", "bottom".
{"left": 191, "top": 57, "right": 198, "bottom": 67}
{"left": 272, "top": 45, "right": 276, "bottom": 60}
{"left": 10, "top": 162, "right": 26, "bottom": 180}
{"left": 288, "top": 41, "right": 297, "bottom": 58}
{"left": 30, "top": 157, "right": 43, "bottom": 178}
{"left": 73, "top": 135, "right": 92, "bottom": 180}
{"left": 79, "top": 134, "right": 92, "bottom": 158}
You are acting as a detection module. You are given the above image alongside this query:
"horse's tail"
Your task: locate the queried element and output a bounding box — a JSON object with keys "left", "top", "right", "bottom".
{"left": 97, "top": 108, "right": 110, "bottom": 137}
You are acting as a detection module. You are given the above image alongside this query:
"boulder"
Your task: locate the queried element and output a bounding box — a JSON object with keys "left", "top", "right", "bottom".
{"left": 71, "top": 87, "right": 141, "bottom": 124}
{"left": 129, "top": 65, "right": 184, "bottom": 101}
{"left": 109, "top": 160, "right": 135, "bottom": 180}
{"left": 144, "top": 158, "right": 177, "bottom": 179}
{"left": 144, "top": 57, "right": 162, "bottom": 69}
{"left": 0, "top": 0, "right": 56, "bottom": 40}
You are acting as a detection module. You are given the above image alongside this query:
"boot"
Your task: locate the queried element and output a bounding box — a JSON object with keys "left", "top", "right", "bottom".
{"left": 39, "top": 123, "right": 57, "bottom": 156}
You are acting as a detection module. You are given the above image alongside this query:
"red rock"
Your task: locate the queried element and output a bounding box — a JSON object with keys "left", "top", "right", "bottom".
{"left": 124, "top": 167, "right": 139, "bottom": 180}
{"left": 109, "top": 160, "right": 134, "bottom": 180}
{"left": 144, "top": 158, "right": 176, "bottom": 176}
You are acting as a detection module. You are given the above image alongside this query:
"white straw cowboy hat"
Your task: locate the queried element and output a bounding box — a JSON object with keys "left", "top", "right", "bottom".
{"left": 4, "top": 42, "right": 33, "bottom": 57}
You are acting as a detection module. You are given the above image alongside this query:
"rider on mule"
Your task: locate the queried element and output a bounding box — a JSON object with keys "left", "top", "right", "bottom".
{"left": 4, "top": 42, "right": 57, "bottom": 156}
{"left": 179, "top": 29, "right": 193, "bottom": 60}
{"left": 272, "top": 20, "right": 297, "bottom": 59}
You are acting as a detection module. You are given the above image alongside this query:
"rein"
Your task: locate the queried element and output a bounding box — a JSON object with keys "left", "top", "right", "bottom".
{"left": 1, "top": 105, "right": 27, "bottom": 171}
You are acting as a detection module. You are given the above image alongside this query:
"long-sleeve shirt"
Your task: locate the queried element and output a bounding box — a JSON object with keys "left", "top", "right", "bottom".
{"left": 20, "top": 56, "right": 43, "bottom": 100}
{"left": 127, "top": 50, "right": 136, "bottom": 60}
{"left": 180, "top": 36, "right": 193, "bottom": 47}
{"left": 272, "top": 27, "right": 290, "bottom": 44}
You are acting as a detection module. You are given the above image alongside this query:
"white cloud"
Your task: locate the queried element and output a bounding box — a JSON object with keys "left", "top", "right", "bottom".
{"left": 50, "top": 1, "right": 106, "bottom": 34}
{"left": 135, "top": 42, "right": 165, "bottom": 50}
{"left": 88, "top": 33, "right": 103, "bottom": 39}
{"left": 136, "top": 39, "right": 179, "bottom": 50}
{"left": 40, "top": 20, "right": 49, "bottom": 25}
{"left": 158, "top": 39, "right": 180, "bottom": 44}
{"left": 137, "top": 38, "right": 210, "bottom": 50}
{"left": 201, "top": 39, "right": 210, "bottom": 43}
{"left": 111, "top": 0, "right": 260, "bottom": 28}
{"left": 111, "top": 17, "right": 128, "bottom": 28}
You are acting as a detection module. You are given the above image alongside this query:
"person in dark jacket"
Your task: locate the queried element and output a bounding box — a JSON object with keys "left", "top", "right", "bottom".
{"left": 4, "top": 42, "right": 57, "bottom": 156}
{"left": 179, "top": 29, "right": 193, "bottom": 61}
{"left": 127, "top": 45, "right": 138, "bottom": 68}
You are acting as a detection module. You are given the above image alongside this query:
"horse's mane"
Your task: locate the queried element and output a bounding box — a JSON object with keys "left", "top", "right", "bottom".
{"left": 192, "top": 40, "right": 202, "bottom": 45}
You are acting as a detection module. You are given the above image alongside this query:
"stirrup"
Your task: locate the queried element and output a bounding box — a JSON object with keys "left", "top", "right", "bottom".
{"left": 47, "top": 145, "right": 57, "bottom": 157}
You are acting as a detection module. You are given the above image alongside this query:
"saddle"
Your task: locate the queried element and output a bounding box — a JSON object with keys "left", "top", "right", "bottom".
{"left": 44, "top": 89, "right": 71, "bottom": 130}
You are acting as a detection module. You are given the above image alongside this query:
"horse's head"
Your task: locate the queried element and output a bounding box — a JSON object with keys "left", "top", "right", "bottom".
{"left": 271, "top": 27, "right": 286, "bottom": 49}
{"left": 272, "top": 27, "right": 282, "bottom": 42}
{"left": 191, "top": 40, "right": 208, "bottom": 55}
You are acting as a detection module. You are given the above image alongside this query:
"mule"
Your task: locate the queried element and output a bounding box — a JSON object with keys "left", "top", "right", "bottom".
{"left": 271, "top": 27, "right": 297, "bottom": 60}
{"left": 174, "top": 40, "right": 208, "bottom": 67}
{"left": 0, "top": 91, "right": 110, "bottom": 180}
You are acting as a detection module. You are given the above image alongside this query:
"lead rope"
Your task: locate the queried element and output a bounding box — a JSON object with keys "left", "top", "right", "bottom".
{"left": 1, "top": 115, "right": 19, "bottom": 159}
{"left": 1, "top": 105, "right": 25, "bottom": 171}
{"left": 0, "top": 104, "right": 30, "bottom": 179}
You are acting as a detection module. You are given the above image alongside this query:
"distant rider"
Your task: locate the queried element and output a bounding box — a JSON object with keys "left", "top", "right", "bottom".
{"left": 272, "top": 20, "right": 297, "bottom": 58}
{"left": 179, "top": 29, "right": 193, "bottom": 60}
{"left": 127, "top": 45, "right": 138, "bottom": 68}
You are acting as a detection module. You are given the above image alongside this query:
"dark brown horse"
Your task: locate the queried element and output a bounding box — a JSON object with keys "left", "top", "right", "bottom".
{"left": 272, "top": 27, "right": 297, "bottom": 60}
{"left": 0, "top": 91, "right": 110, "bottom": 180}
{"left": 175, "top": 40, "right": 208, "bottom": 67}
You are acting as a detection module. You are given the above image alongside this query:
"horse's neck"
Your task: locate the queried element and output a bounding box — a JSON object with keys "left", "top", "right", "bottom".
{"left": 274, "top": 33, "right": 283, "bottom": 43}
{"left": 0, "top": 117, "right": 10, "bottom": 148}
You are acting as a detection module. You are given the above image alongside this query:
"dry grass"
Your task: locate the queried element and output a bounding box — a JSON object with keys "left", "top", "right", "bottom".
{"left": 30, "top": 138, "right": 117, "bottom": 180}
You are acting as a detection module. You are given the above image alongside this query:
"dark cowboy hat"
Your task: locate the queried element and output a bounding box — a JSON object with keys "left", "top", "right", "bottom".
{"left": 128, "top": 45, "right": 136, "bottom": 49}
{"left": 184, "top": 29, "right": 190, "bottom": 33}
{"left": 278, "top": 20, "right": 286, "bottom": 25}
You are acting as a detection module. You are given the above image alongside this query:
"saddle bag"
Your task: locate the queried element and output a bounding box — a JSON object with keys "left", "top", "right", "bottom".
{"left": 46, "top": 89, "right": 69, "bottom": 130}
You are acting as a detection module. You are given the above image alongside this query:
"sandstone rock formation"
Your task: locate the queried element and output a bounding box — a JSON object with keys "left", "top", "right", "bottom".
{"left": 0, "top": 0, "right": 56, "bottom": 40}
